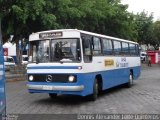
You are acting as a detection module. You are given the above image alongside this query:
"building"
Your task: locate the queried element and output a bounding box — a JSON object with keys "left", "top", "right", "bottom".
{"left": 3, "top": 42, "right": 17, "bottom": 63}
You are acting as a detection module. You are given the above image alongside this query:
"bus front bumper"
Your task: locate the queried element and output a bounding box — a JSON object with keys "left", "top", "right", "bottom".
{"left": 27, "top": 84, "right": 84, "bottom": 92}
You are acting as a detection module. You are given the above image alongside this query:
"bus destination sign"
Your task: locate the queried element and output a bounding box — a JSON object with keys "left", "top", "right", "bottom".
{"left": 39, "top": 32, "right": 63, "bottom": 39}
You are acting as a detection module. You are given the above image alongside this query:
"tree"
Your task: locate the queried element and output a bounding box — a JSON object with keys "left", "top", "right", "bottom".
{"left": 51, "top": 0, "right": 137, "bottom": 41}
{"left": 152, "top": 21, "right": 160, "bottom": 49}
{"left": 0, "top": 0, "right": 16, "bottom": 44}
{"left": 0, "top": 0, "right": 57, "bottom": 64}
{"left": 0, "top": 0, "right": 139, "bottom": 43}
{"left": 1, "top": 0, "right": 157, "bottom": 48}
{"left": 134, "top": 11, "right": 154, "bottom": 45}
{"left": 0, "top": 0, "right": 57, "bottom": 43}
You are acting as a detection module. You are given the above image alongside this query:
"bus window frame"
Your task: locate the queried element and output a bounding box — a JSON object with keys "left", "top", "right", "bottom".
{"left": 29, "top": 38, "right": 82, "bottom": 63}
{"left": 101, "top": 38, "right": 114, "bottom": 56}
{"left": 129, "top": 43, "right": 137, "bottom": 56}
{"left": 81, "top": 34, "right": 93, "bottom": 63}
{"left": 92, "top": 36, "right": 103, "bottom": 56}
{"left": 135, "top": 44, "right": 140, "bottom": 56}
{"left": 121, "top": 42, "right": 130, "bottom": 56}
{"left": 29, "top": 39, "right": 50, "bottom": 63}
{"left": 113, "top": 40, "right": 122, "bottom": 56}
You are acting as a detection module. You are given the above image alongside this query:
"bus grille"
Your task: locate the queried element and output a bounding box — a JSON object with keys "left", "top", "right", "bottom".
{"left": 28, "top": 74, "right": 76, "bottom": 83}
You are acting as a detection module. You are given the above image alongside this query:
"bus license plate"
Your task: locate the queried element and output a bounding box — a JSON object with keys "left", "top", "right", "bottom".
{"left": 43, "top": 86, "right": 52, "bottom": 90}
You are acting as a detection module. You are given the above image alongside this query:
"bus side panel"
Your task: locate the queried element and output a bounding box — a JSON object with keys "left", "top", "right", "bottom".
{"left": 102, "top": 68, "right": 130, "bottom": 90}
{"left": 102, "top": 66, "right": 141, "bottom": 90}
{"left": 27, "top": 66, "right": 141, "bottom": 96}
{"left": 77, "top": 73, "right": 95, "bottom": 96}
{"left": 132, "top": 66, "right": 141, "bottom": 80}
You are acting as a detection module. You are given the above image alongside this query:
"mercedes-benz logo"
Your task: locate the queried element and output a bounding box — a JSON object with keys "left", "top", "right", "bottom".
{"left": 46, "top": 75, "right": 52, "bottom": 82}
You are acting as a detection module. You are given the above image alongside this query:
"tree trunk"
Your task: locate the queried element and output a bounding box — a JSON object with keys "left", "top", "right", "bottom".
{"left": 16, "top": 38, "right": 23, "bottom": 65}
{"left": 0, "top": 18, "right": 2, "bottom": 45}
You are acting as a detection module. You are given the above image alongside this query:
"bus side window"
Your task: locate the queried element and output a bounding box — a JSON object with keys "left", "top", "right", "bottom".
{"left": 129, "top": 43, "right": 136, "bottom": 56}
{"left": 113, "top": 41, "right": 122, "bottom": 55}
{"left": 102, "top": 38, "right": 113, "bottom": 55}
{"left": 122, "top": 42, "right": 129, "bottom": 55}
{"left": 82, "top": 37, "right": 92, "bottom": 63}
{"left": 92, "top": 37, "right": 102, "bottom": 55}
{"left": 136, "top": 45, "right": 140, "bottom": 56}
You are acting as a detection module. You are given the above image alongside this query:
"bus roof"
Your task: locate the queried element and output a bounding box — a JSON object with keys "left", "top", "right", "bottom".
{"left": 29, "top": 29, "right": 138, "bottom": 44}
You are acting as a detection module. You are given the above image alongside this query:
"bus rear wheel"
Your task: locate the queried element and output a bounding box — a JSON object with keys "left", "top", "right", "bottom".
{"left": 49, "top": 93, "right": 57, "bottom": 98}
{"left": 126, "top": 73, "right": 133, "bottom": 88}
{"left": 89, "top": 79, "right": 99, "bottom": 101}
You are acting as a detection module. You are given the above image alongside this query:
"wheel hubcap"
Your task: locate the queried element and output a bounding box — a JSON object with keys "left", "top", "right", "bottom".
{"left": 130, "top": 75, "right": 133, "bottom": 85}
{"left": 96, "top": 83, "right": 98, "bottom": 94}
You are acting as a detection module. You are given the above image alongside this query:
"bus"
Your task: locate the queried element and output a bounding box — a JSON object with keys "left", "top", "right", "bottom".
{"left": 27, "top": 29, "right": 141, "bottom": 100}
{"left": 0, "top": 43, "right": 6, "bottom": 117}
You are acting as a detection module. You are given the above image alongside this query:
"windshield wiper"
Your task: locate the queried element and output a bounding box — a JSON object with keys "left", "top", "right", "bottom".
{"left": 60, "top": 59, "right": 72, "bottom": 62}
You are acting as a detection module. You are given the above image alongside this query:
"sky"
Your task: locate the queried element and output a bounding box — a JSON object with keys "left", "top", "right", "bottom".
{"left": 121, "top": 0, "right": 160, "bottom": 21}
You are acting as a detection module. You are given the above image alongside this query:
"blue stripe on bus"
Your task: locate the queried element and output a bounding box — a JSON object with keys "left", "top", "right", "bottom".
{"left": 27, "top": 66, "right": 141, "bottom": 96}
{"left": 27, "top": 66, "right": 79, "bottom": 69}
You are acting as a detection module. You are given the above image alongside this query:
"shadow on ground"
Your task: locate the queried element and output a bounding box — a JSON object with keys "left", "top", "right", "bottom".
{"left": 33, "top": 83, "right": 134, "bottom": 105}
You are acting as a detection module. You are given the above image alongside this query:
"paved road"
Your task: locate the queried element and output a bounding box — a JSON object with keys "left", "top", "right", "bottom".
{"left": 6, "top": 64, "right": 160, "bottom": 114}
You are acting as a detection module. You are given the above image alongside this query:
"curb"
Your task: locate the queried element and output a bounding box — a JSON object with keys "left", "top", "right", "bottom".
{"left": 6, "top": 78, "right": 26, "bottom": 82}
{"left": 6, "top": 74, "right": 27, "bottom": 82}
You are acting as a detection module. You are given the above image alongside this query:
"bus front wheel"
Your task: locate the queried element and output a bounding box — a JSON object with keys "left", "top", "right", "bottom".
{"left": 89, "top": 79, "right": 98, "bottom": 101}
{"left": 49, "top": 93, "right": 57, "bottom": 98}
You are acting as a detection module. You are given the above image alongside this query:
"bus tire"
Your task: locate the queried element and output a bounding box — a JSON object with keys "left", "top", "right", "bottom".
{"left": 49, "top": 93, "right": 57, "bottom": 98}
{"left": 126, "top": 73, "right": 133, "bottom": 88}
{"left": 89, "top": 79, "right": 98, "bottom": 101}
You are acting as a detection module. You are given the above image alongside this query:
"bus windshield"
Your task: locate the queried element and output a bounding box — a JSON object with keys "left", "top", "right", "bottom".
{"left": 30, "top": 38, "right": 81, "bottom": 63}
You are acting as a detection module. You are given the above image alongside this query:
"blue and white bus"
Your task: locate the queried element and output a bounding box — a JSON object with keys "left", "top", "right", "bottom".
{"left": 27, "top": 29, "right": 141, "bottom": 100}
{"left": 0, "top": 42, "right": 6, "bottom": 117}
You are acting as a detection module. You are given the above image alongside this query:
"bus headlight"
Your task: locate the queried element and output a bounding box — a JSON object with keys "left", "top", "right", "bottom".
{"left": 29, "top": 75, "right": 34, "bottom": 81}
{"left": 68, "top": 75, "right": 75, "bottom": 82}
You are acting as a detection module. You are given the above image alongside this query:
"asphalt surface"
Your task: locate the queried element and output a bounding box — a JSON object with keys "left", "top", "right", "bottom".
{"left": 5, "top": 64, "right": 160, "bottom": 119}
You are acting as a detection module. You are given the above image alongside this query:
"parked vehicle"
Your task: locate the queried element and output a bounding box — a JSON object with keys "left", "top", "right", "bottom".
{"left": 3, "top": 42, "right": 17, "bottom": 63}
{"left": 140, "top": 52, "right": 147, "bottom": 62}
{"left": 4, "top": 56, "right": 16, "bottom": 71}
{"left": 22, "top": 55, "right": 28, "bottom": 65}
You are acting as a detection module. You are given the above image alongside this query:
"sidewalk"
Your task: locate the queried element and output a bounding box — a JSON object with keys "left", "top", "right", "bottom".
{"left": 5, "top": 71, "right": 27, "bottom": 82}
{"left": 5, "top": 65, "right": 27, "bottom": 82}
{"left": 141, "top": 63, "right": 160, "bottom": 69}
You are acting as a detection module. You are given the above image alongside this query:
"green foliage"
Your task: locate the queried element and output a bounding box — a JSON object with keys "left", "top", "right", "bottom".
{"left": 12, "top": 0, "right": 46, "bottom": 22}
{"left": 0, "top": 0, "right": 160, "bottom": 49}
{"left": 152, "top": 21, "right": 160, "bottom": 49}
{"left": 1, "top": 0, "right": 57, "bottom": 42}
{"left": 41, "top": 13, "right": 56, "bottom": 28}
{"left": 134, "top": 11, "right": 154, "bottom": 44}
{"left": 153, "top": 21, "right": 160, "bottom": 41}
{"left": 50, "top": 0, "right": 135, "bottom": 41}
